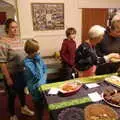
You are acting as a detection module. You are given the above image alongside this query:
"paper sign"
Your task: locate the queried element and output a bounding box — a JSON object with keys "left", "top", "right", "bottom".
{"left": 85, "top": 83, "right": 99, "bottom": 88}
{"left": 88, "top": 92, "right": 102, "bottom": 102}
{"left": 48, "top": 88, "right": 59, "bottom": 95}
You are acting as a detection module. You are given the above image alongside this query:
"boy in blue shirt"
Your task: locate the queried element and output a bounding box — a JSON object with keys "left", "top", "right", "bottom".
{"left": 24, "top": 39, "right": 47, "bottom": 120}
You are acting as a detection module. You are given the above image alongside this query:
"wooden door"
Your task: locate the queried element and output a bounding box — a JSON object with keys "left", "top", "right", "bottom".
{"left": 82, "top": 8, "right": 108, "bottom": 41}
{"left": 0, "top": 12, "right": 6, "bottom": 25}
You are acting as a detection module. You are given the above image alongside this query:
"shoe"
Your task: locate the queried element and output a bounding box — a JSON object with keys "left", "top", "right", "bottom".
{"left": 21, "top": 105, "right": 34, "bottom": 116}
{"left": 24, "top": 87, "right": 29, "bottom": 95}
{"left": 10, "top": 115, "right": 18, "bottom": 120}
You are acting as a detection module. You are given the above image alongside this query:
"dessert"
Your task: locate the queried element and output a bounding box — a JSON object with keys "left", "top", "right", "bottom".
{"left": 84, "top": 104, "right": 118, "bottom": 120}
{"left": 59, "top": 81, "right": 82, "bottom": 96}
{"left": 103, "top": 88, "right": 120, "bottom": 106}
{"left": 62, "top": 83, "right": 77, "bottom": 92}
{"left": 105, "top": 76, "right": 120, "bottom": 87}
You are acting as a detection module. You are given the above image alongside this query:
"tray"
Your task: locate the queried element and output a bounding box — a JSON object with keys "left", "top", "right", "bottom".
{"left": 104, "top": 76, "right": 120, "bottom": 88}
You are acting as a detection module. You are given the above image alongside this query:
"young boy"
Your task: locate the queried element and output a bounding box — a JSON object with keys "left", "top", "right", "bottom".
{"left": 60, "top": 27, "right": 77, "bottom": 80}
{"left": 24, "top": 39, "right": 47, "bottom": 120}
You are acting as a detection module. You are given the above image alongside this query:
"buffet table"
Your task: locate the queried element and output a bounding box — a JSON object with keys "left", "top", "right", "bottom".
{"left": 40, "top": 73, "right": 120, "bottom": 120}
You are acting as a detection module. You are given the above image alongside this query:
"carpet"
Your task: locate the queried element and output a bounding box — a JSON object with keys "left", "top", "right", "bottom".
{"left": 0, "top": 91, "right": 50, "bottom": 120}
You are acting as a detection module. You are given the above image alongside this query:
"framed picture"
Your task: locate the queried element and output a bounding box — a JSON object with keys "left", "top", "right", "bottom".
{"left": 31, "top": 3, "right": 64, "bottom": 31}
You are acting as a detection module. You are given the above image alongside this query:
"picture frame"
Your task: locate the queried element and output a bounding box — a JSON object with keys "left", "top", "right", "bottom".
{"left": 31, "top": 3, "right": 64, "bottom": 31}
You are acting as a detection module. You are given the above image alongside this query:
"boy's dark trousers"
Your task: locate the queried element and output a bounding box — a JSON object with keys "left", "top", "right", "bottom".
{"left": 60, "top": 62, "right": 73, "bottom": 80}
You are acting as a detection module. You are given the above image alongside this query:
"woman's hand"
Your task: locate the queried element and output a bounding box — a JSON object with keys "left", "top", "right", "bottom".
{"left": 1, "top": 63, "right": 14, "bottom": 87}
{"left": 107, "top": 53, "right": 120, "bottom": 62}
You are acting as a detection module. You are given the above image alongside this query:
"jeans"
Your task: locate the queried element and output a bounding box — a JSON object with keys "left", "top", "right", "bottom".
{"left": 4, "top": 71, "right": 26, "bottom": 116}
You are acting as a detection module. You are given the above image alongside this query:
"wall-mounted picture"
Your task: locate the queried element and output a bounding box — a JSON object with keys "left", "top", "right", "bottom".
{"left": 31, "top": 3, "right": 64, "bottom": 31}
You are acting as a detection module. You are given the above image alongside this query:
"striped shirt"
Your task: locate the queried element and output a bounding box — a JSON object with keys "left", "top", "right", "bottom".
{"left": 0, "top": 37, "right": 26, "bottom": 73}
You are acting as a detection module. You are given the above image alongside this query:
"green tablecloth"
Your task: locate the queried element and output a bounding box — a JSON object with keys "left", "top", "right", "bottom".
{"left": 40, "top": 73, "right": 117, "bottom": 91}
{"left": 40, "top": 73, "right": 119, "bottom": 111}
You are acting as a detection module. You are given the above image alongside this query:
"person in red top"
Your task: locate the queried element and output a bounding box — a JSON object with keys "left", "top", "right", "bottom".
{"left": 60, "top": 27, "right": 76, "bottom": 80}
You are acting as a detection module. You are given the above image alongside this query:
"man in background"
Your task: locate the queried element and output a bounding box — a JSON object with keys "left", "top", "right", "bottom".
{"left": 96, "top": 14, "right": 120, "bottom": 74}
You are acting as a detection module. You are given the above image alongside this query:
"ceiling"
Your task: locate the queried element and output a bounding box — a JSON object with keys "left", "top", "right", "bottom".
{"left": 0, "top": 0, "right": 15, "bottom": 8}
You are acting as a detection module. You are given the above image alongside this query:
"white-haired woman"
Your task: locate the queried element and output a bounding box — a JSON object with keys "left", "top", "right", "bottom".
{"left": 75, "top": 25, "right": 120, "bottom": 77}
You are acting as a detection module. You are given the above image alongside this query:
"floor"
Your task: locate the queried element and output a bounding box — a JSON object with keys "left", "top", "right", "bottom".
{"left": 0, "top": 80, "right": 50, "bottom": 120}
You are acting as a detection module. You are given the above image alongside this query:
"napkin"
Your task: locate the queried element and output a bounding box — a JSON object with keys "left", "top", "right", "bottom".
{"left": 48, "top": 88, "right": 59, "bottom": 95}
{"left": 85, "top": 83, "right": 99, "bottom": 88}
{"left": 88, "top": 92, "right": 102, "bottom": 102}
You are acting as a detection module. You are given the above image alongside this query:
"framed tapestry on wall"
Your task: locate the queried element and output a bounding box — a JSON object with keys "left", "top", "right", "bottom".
{"left": 31, "top": 3, "right": 64, "bottom": 31}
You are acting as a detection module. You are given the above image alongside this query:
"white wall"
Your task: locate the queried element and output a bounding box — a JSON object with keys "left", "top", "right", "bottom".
{"left": 0, "top": 6, "right": 15, "bottom": 19}
{"left": 2, "top": 0, "right": 16, "bottom": 7}
{"left": 78, "top": 0, "right": 120, "bottom": 8}
{"left": 17, "top": 0, "right": 120, "bottom": 56}
{"left": 17, "top": 0, "right": 81, "bottom": 56}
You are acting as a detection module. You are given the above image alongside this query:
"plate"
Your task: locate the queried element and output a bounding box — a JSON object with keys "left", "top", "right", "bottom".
{"left": 59, "top": 81, "right": 82, "bottom": 96}
{"left": 102, "top": 93, "right": 120, "bottom": 108}
{"left": 102, "top": 89, "right": 120, "bottom": 108}
{"left": 102, "top": 95, "right": 120, "bottom": 108}
{"left": 58, "top": 107, "right": 83, "bottom": 120}
{"left": 105, "top": 76, "right": 120, "bottom": 88}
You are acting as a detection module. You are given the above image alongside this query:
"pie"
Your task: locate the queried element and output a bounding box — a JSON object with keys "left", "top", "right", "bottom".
{"left": 84, "top": 104, "right": 118, "bottom": 120}
{"left": 62, "top": 83, "right": 77, "bottom": 92}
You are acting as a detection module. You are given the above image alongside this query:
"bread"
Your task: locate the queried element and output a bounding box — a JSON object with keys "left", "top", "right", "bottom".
{"left": 110, "top": 92, "right": 120, "bottom": 105}
{"left": 103, "top": 88, "right": 120, "bottom": 106}
{"left": 111, "top": 58, "right": 120, "bottom": 63}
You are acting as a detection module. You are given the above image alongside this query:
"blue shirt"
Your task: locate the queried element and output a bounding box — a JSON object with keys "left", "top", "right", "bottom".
{"left": 24, "top": 54, "right": 47, "bottom": 101}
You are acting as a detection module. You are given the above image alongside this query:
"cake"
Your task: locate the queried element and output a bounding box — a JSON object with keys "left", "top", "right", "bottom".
{"left": 103, "top": 88, "right": 120, "bottom": 106}
{"left": 110, "top": 92, "right": 120, "bottom": 105}
{"left": 84, "top": 104, "right": 118, "bottom": 120}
